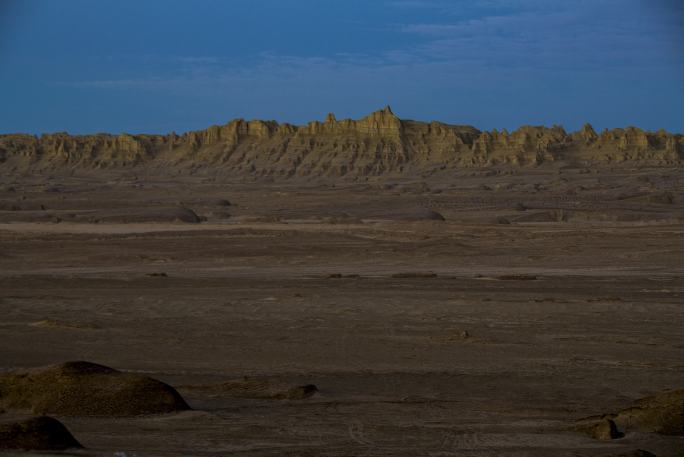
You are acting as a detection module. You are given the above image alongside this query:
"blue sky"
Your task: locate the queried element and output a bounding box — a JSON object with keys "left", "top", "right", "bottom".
{"left": 1, "top": 0, "right": 683, "bottom": 134}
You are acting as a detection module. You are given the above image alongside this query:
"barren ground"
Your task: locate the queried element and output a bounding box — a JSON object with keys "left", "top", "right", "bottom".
{"left": 1, "top": 167, "right": 683, "bottom": 456}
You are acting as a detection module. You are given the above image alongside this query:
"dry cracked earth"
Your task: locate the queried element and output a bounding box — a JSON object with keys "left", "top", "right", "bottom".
{"left": 1, "top": 167, "right": 683, "bottom": 456}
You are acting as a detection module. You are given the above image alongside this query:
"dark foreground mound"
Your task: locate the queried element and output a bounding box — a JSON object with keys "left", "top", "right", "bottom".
{"left": 576, "top": 389, "right": 684, "bottom": 438}
{"left": 0, "top": 361, "right": 190, "bottom": 416}
{"left": 0, "top": 416, "right": 82, "bottom": 450}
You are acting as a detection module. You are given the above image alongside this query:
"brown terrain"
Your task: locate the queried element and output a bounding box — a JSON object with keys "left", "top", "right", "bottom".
{"left": 0, "top": 109, "right": 683, "bottom": 456}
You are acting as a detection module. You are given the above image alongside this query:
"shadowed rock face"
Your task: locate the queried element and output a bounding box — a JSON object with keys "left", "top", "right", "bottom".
{"left": 0, "top": 416, "right": 82, "bottom": 450}
{"left": 0, "top": 361, "right": 190, "bottom": 417}
{"left": 575, "top": 418, "right": 622, "bottom": 440}
{"left": 1, "top": 107, "right": 681, "bottom": 177}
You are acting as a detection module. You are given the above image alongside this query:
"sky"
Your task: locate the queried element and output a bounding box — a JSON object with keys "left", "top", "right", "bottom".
{"left": 1, "top": 0, "right": 683, "bottom": 134}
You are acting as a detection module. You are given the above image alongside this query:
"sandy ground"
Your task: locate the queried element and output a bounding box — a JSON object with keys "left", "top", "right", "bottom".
{"left": 1, "top": 168, "right": 683, "bottom": 456}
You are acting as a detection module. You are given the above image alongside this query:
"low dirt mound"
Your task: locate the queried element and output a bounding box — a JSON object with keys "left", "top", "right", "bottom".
{"left": 574, "top": 417, "right": 622, "bottom": 440}
{"left": 278, "top": 384, "right": 319, "bottom": 400}
{"left": 90, "top": 206, "right": 201, "bottom": 223}
{"left": 181, "top": 198, "right": 231, "bottom": 207}
{"left": 392, "top": 271, "right": 438, "bottom": 279}
{"left": 0, "top": 361, "right": 190, "bottom": 416}
{"left": 0, "top": 416, "right": 82, "bottom": 450}
{"left": 511, "top": 210, "right": 568, "bottom": 223}
{"left": 497, "top": 274, "right": 539, "bottom": 281}
{"left": 184, "top": 378, "right": 318, "bottom": 400}
{"left": 0, "top": 206, "right": 201, "bottom": 224}
{"left": 29, "top": 319, "right": 99, "bottom": 330}
{"left": 576, "top": 389, "right": 684, "bottom": 438}
{"left": 621, "top": 191, "right": 676, "bottom": 205}
{"left": 615, "top": 389, "right": 684, "bottom": 435}
{"left": 359, "top": 208, "right": 445, "bottom": 222}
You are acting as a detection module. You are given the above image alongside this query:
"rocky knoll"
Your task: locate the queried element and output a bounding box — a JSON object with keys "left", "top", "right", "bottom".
{"left": 576, "top": 389, "right": 684, "bottom": 439}
{"left": 0, "top": 361, "right": 190, "bottom": 416}
{"left": 0, "top": 107, "right": 681, "bottom": 177}
{"left": 614, "top": 389, "right": 684, "bottom": 435}
{"left": 0, "top": 416, "right": 82, "bottom": 451}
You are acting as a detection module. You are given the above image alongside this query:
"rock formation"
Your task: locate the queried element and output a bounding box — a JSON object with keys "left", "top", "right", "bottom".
{"left": 574, "top": 417, "right": 622, "bottom": 440}
{"left": 0, "top": 361, "right": 190, "bottom": 416}
{"left": 1, "top": 107, "right": 681, "bottom": 177}
{"left": 576, "top": 389, "right": 684, "bottom": 438}
{"left": 614, "top": 389, "right": 684, "bottom": 435}
{"left": 0, "top": 416, "right": 83, "bottom": 450}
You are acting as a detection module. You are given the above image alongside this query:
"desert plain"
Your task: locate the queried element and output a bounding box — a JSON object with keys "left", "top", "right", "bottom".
{"left": 0, "top": 111, "right": 683, "bottom": 456}
{"left": 0, "top": 166, "right": 683, "bottom": 457}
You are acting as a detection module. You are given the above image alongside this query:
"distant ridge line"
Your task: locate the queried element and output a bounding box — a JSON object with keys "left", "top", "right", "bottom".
{"left": 1, "top": 107, "right": 681, "bottom": 177}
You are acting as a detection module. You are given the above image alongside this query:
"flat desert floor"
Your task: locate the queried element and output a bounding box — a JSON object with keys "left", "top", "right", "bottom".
{"left": 1, "top": 168, "right": 683, "bottom": 456}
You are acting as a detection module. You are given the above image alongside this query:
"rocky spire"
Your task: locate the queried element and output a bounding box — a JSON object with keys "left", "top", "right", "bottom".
{"left": 578, "top": 123, "right": 598, "bottom": 144}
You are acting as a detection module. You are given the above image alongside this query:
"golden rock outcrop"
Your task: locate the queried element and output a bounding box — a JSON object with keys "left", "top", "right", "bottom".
{"left": 0, "top": 108, "right": 680, "bottom": 177}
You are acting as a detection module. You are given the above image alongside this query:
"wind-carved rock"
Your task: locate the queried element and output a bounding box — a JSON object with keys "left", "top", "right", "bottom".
{"left": 469, "top": 125, "right": 566, "bottom": 166}
{"left": 352, "top": 105, "right": 403, "bottom": 137}
{"left": 574, "top": 123, "right": 599, "bottom": 144}
{"left": 0, "top": 108, "right": 680, "bottom": 176}
{"left": 588, "top": 127, "right": 681, "bottom": 165}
